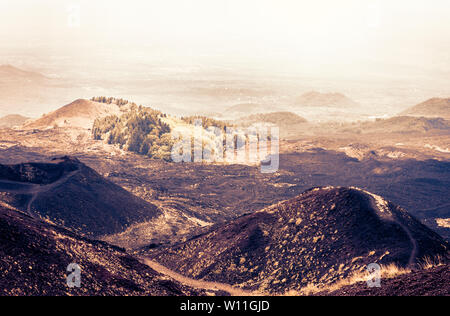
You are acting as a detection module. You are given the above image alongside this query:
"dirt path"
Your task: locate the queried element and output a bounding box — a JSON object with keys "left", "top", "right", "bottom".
{"left": 140, "top": 258, "right": 261, "bottom": 296}
{"left": 392, "top": 220, "right": 418, "bottom": 266}
{"left": 366, "top": 194, "right": 418, "bottom": 266}
{"left": 0, "top": 168, "right": 80, "bottom": 217}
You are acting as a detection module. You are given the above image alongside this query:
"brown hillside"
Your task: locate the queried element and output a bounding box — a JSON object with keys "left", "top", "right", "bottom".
{"left": 0, "top": 156, "right": 161, "bottom": 237}
{"left": 401, "top": 98, "right": 450, "bottom": 119}
{"left": 24, "top": 99, "right": 121, "bottom": 129}
{"left": 0, "top": 202, "right": 201, "bottom": 296}
{"left": 148, "top": 187, "right": 449, "bottom": 294}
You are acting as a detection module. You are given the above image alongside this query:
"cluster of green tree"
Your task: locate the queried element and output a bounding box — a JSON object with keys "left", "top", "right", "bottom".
{"left": 91, "top": 96, "right": 132, "bottom": 107}
{"left": 92, "top": 105, "right": 173, "bottom": 160}
{"left": 181, "top": 115, "right": 231, "bottom": 131}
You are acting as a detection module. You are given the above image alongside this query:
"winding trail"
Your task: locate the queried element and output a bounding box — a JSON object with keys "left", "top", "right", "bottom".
{"left": 0, "top": 168, "right": 80, "bottom": 217}
{"left": 365, "top": 193, "right": 418, "bottom": 266}
{"left": 393, "top": 220, "right": 418, "bottom": 266}
{"left": 140, "top": 257, "right": 260, "bottom": 296}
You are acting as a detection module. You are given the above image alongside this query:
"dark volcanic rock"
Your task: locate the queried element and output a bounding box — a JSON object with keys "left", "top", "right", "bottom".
{"left": 0, "top": 202, "right": 201, "bottom": 296}
{"left": 148, "top": 187, "right": 449, "bottom": 294}
{"left": 0, "top": 156, "right": 161, "bottom": 236}
{"left": 0, "top": 156, "right": 79, "bottom": 184}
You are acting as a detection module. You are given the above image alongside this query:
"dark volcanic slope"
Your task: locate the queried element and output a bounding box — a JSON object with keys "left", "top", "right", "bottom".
{"left": 319, "top": 264, "right": 450, "bottom": 296}
{"left": 0, "top": 156, "right": 161, "bottom": 236}
{"left": 149, "top": 187, "right": 449, "bottom": 294}
{"left": 0, "top": 202, "right": 200, "bottom": 296}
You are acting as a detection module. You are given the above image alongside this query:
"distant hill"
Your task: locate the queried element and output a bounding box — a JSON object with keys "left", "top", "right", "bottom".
{"left": 0, "top": 202, "right": 200, "bottom": 296}
{"left": 0, "top": 156, "right": 161, "bottom": 236}
{"left": 401, "top": 98, "right": 450, "bottom": 119}
{"left": 295, "top": 91, "right": 359, "bottom": 108}
{"left": 237, "top": 112, "right": 307, "bottom": 127}
{"left": 223, "top": 103, "right": 272, "bottom": 118}
{"left": 356, "top": 116, "right": 450, "bottom": 134}
{"left": 0, "top": 64, "right": 47, "bottom": 83}
{"left": 0, "top": 114, "right": 29, "bottom": 128}
{"left": 0, "top": 65, "right": 61, "bottom": 117}
{"left": 24, "top": 99, "right": 122, "bottom": 130}
{"left": 149, "top": 187, "right": 449, "bottom": 294}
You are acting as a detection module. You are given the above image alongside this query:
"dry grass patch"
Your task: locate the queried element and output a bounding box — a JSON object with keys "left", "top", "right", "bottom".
{"left": 286, "top": 264, "right": 412, "bottom": 296}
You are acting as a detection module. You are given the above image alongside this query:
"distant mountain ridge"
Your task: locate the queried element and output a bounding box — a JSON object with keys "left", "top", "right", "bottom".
{"left": 0, "top": 64, "right": 48, "bottom": 82}
{"left": 356, "top": 116, "right": 450, "bottom": 134}
{"left": 0, "top": 114, "right": 30, "bottom": 128}
{"left": 237, "top": 112, "right": 308, "bottom": 127}
{"left": 223, "top": 103, "right": 274, "bottom": 118}
{"left": 295, "top": 91, "right": 359, "bottom": 108}
{"left": 0, "top": 65, "right": 58, "bottom": 117}
{"left": 401, "top": 98, "right": 450, "bottom": 119}
{"left": 148, "top": 186, "right": 449, "bottom": 294}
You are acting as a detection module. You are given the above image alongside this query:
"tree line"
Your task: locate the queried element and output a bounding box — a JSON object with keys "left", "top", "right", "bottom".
{"left": 93, "top": 104, "right": 173, "bottom": 160}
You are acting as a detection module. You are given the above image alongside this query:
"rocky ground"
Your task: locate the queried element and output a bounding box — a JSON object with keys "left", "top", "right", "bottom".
{"left": 145, "top": 187, "right": 449, "bottom": 294}
{"left": 318, "top": 264, "right": 450, "bottom": 296}
{"left": 0, "top": 202, "right": 203, "bottom": 296}
{"left": 0, "top": 156, "right": 161, "bottom": 237}
{"left": 0, "top": 126, "right": 449, "bottom": 246}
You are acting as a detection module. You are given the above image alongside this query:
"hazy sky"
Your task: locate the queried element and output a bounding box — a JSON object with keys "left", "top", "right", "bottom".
{"left": 1, "top": 0, "right": 449, "bottom": 78}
